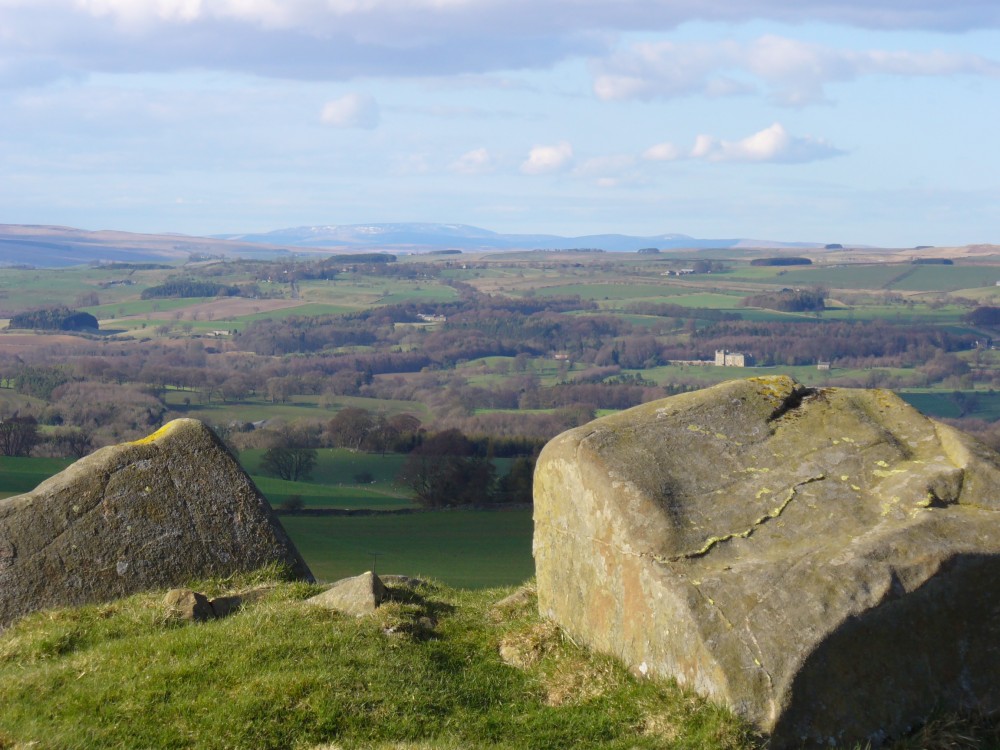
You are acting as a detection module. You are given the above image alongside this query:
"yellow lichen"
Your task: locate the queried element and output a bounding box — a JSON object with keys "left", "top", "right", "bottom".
{"left": 130, "top": 420, "right": 183, "bottom": 446}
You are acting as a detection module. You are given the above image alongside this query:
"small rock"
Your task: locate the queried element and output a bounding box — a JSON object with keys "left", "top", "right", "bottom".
{"left": 164, "top": 588, "right": 214, "bottom": 622}
{"left": 209, "top": 595, "right": 243, "bottom": 619}
{"left": 489, "top": 584, "right": 536, "bottom": 621}
{"left": 307, "top": 572, "right": 386, "bottom": 616}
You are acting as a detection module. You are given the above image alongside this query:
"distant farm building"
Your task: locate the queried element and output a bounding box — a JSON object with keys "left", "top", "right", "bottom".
{"left": 715, "top": 350, "right": 754, "bottom": 367}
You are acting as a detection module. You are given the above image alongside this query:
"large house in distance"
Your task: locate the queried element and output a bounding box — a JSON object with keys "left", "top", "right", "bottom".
{"left": 715, "top": 349, "right": 754, "bottom": 367}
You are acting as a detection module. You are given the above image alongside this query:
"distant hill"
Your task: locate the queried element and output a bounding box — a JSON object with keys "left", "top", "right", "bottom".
{"left": 0, "top": 222, "right": 868, "bottom": 268}
{"left": 0, "top": 224, "right": 294, "bottom": 268}
{"left": 216, "top": 222, "right": 820, "bottom": 253}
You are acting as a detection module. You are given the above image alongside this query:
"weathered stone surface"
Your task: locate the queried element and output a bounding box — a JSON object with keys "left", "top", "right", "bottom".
{"left": 0, "top": 418, "right": 313, "bottom": 627}
{"left": 533, "top": 376, "right": 1000, "bottom": 748}
{"left": 164, "top": 588, "right": 214, "bottom": 622}
{"left": 308, "top": 571, "right": 386, "bottom": 616}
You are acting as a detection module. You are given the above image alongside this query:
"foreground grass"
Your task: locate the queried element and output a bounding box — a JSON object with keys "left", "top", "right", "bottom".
{"left": 1, "top": 577, "right": 997, "bottom": 749}
{"left": 0, "top": 572, "right": 759, "bottom": 750}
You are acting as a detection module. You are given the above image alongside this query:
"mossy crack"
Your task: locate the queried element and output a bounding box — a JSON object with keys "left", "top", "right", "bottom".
{"left": 661, "top": 475, "right": 826, "bottom": 563}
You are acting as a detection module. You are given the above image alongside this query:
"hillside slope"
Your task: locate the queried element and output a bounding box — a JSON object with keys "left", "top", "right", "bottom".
{"left": 0, "top": 570, "right": 994, "bottom": 749}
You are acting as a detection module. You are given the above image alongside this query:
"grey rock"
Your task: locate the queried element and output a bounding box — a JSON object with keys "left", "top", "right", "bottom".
{"left": 0, "top": 418, "right": 313, "bottom": 627}
{"left": 533, "top": 376, "right": 1000, "bottom": 748}
{"left": 308, "top": 571, "right": 386, "bottom": 616}
{"left": 209, "top": 595, "right": 243, "bottom": 619}
{"left": 164, "top": 588, "right": 214, "bottom": 622}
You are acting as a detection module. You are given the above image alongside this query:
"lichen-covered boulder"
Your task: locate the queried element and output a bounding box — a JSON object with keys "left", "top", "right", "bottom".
{"left": 0, "top": 419, "right": 313, "bottom": 627}
{"left": 533, "top": 376, "right": 1000, "bottom": 748}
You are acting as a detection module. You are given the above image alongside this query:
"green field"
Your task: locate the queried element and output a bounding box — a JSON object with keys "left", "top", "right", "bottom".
{"left": 0, "top": 451, "right": 534, "bottom": 589}
{"left": 163, "top": 393, "right": 432, "bottom": 424}
{"left": 897, "top": 390, "right": 1000, "bottom": 421}
{"left": 0, "top": 456, "right": 73, "bottom": 498}
{"left": 281, "top": 510, "right": 534, "bottom": 587}
{"left": 240, "top": 447, "right": 414, "bottom": 510}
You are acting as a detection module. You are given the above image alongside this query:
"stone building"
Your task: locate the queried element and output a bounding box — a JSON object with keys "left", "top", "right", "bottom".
{"left": 714, "top": 349, "right": 754, "bottom": 367}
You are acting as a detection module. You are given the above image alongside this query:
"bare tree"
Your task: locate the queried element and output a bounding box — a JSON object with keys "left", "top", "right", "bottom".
{"left": 0, "top": 415, "right": 40, "bottom": 457}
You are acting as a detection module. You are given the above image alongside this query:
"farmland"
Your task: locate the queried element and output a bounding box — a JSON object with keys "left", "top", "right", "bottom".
{"left": 4, "top": 244, "right": 1000, "bottom": 587}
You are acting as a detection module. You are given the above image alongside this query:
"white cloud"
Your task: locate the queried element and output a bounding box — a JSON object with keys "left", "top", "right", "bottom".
{"left": 450, "top": 147, "right": 495, "bottom": 175}
{"left": 521, "top": 141, "right": 573, "bottom": 175}
{"left": 594, "top": 35, "right": 1000, "bottom": 105}
{"left": 320, "top": 93, "right": 379, "bottom": 129}
{"left": 1, "top": 2, "right": 999, "bottom": 86}
{"left": 687, "top": 123, "right": 843, "bottom": 163}
{"left": 642, "top": 142, "right": 682, "bottom": 162}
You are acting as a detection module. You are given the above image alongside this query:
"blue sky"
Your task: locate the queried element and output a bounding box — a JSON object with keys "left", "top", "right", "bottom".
{"left": 1, "top": 0, "right": 998, "bottom": 246}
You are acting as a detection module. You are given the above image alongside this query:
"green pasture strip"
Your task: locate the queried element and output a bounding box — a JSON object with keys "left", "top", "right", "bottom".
{"left": 738, "top": 264, "right": 910, "bottom": 290}
{"left": 231, "top": 303, "right": 355, "bottom": 323}
{"left": 163, "top": 393, "right": 432, "bottom": 424}
{"left": 533, "top": 282, "right": 689, "bottom": 301}
{"left": 297, "top": 277, "right": 461, "bottom": 306}
{"left": 251, "top": 475, "right": 413, "bottom": 511}
{"left": 242, "top": 447, "right": 410, "bottom": 488}
{"left": 818, "top": 305, "right": 969, "bottom": 323}
{"left": 281, "top": 509, "right": 534, "bottom": 587}
{"left": 88, "top": 297, "right": 210, "bottom": 318}
{"left": 733, "top": 308, "right": 822, "bottom": 322}
{"left": 897, "top": 390, "right": 1000, "bottom": 421}
{"left": 0, "top": 269, "right": 116, "bottom": 311}
{"left": 951, "top": 286, "right": 1000, "bottom": 302}
{"left": 646, "top": 291, "right": 744, "bottom": 307}
{"left": 0, "top": 456, "right": 73, "bottom": 498}
{"left": 718, "top": 266, "right": 789, "bottom": 281}
{"left": 380, "top": 285, "right": 460, "bottom": 304}
{"left": 887, "top": 265, "right": 1000, "bottom": 292}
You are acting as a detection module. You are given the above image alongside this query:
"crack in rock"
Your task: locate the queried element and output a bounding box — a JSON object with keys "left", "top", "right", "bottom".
{"left": 661, "top": 475, "right": 826, "bottom": 563}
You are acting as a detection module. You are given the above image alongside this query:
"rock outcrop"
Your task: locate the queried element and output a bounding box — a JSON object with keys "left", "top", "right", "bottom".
{"left": 0, "top": 419, "right": 313, "bottom": 627}
{"left": 533, "top": 376, "right": 1000, "bottom": 748}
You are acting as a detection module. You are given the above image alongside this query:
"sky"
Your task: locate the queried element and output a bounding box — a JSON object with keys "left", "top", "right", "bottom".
{"left": 1, "top": 0, "right": 999, "bottom": 247}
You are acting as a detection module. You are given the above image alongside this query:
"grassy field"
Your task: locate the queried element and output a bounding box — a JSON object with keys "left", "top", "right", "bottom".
{"left": 0, "top": 450, "right": 533, "bottom": 589}
{"left": 281, "top": 509, "right": 534, "bottom": 587}
{"left": 0, "top": 456, "right": 73, "bottom": 499}
{"left": 897, "top": 390, "right": 1000, "bottom": 420}
{"left": 239, "top": 447, "right": 414, "bottom": 511}
{"left": 163, "top": 393, "right": 433, "bottom": 424}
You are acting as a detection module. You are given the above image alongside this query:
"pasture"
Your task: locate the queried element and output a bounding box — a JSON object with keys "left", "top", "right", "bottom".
{"left": 280, "top": 509, "right": 534, "bottom": 587}
{"left": 0, "top": 449, "right": 535, "bottom": 589}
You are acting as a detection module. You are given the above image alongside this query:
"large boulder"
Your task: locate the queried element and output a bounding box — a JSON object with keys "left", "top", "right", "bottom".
{"left": 0, "top": 419, "right": 313, "bottom": 627}
{"left": 533, "top": 376, "right": 1000, "bottom": 747}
